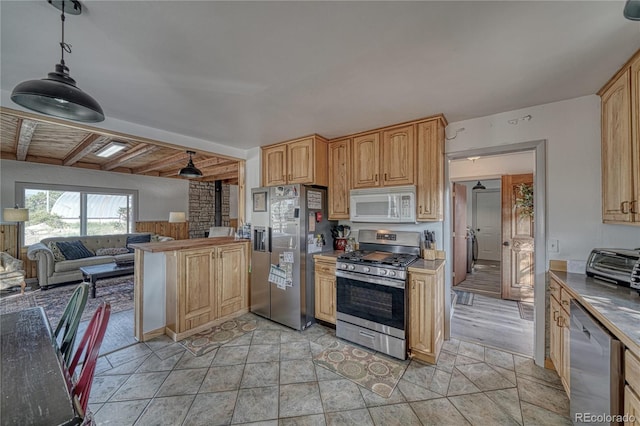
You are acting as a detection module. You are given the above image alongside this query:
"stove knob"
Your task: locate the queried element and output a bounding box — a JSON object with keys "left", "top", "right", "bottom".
{"left": 348, "top": 264, "right": 355, "bottom": 270}
{"left": 363, "top": 267, "right": 370, "bottom": 272}
{"left": 389, "top": 270, "right": 396, "bottom": 277}
{"left": 340, "top": 263, "right": 348, "bottom": 269}
{"left": 379, "top": 269, "right": 388, "bottom": 276}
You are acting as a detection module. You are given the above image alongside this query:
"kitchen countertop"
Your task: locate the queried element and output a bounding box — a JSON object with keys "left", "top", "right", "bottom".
{"left": 130, "top": 237, "right": 250, "bottom": 253}
{"left": 313, "top": 251, "right": 344, "bottom": 261}
{"left": 550, "top": 270, "right": 640, "bottom": 354}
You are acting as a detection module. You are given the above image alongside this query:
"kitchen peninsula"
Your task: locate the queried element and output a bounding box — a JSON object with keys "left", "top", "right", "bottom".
{"left": 130, "top": 237, "right": 249, "bottom": 342}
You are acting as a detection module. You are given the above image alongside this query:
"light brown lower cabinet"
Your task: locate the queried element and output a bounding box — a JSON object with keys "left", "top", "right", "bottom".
{"left": 165, "top": 242, "right": 248, "bottom": 340}
{"left": 408, "top": 265, "right": 444, "bottom": 364}
{"left": 549, "top": 277, "right": 571, "bottom": 396}
{"left": 314, "top": 258, "right": 336, "bottom": 324}
{"left": 625, "top": 386, "right": 640, "bottom": 425}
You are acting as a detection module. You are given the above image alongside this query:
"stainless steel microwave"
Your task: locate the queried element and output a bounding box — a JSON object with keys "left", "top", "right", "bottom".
{"left": 349, "top": 185, "right": 416, "bottom": 223}
{"left": 586, "top": 248, "right": 640, "bottom": 290}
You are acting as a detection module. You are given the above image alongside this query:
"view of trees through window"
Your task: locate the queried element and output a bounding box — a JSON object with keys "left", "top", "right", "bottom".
{"left": 23, "top": 187, "right": 134, "bottom": 245}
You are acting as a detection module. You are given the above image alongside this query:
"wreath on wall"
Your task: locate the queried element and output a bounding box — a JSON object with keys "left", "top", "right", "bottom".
{"left": 515, "top": 183, "right": 534, "bottom": 217}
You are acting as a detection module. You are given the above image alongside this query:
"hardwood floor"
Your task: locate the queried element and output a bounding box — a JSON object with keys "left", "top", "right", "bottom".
{"left": 451, "top": 293, "right": 534, "bottom": 356}
{"left": 455, "top": 259, "right": 501, "bottom": 298}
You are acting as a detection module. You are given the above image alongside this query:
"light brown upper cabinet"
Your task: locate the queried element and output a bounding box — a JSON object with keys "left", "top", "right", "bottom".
{"left": 416, "top": 118, "right": 445, "bottom": 221}
{"left": 328, "top": 138, "right": 351, "bottom": 219}
{"left": 261, "top": 135, "right": 328, "bottom": 187}
{"left": 352, "top": 125, "right": 415, "bottom": 188}
{"left": 598, "top": 49, "right": 640, "bottom": 225}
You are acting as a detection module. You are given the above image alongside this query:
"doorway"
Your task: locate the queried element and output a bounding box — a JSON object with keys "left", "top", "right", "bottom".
{"left": 449, "top": 152, "right": 536, "bottom": 356}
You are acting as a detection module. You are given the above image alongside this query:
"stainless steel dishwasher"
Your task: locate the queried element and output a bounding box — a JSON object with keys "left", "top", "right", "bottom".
{"left": 570, "top": 300, "right": 623, "bottom": 425}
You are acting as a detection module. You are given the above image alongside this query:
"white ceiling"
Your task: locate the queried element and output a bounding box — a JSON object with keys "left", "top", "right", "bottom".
{"left": 1, "top": 1, "right": 638, "bottom": 150}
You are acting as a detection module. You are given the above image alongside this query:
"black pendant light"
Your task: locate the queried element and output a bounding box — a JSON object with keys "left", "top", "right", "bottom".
{"left": 473, "top": 181, "right": 486, "bottom": 190}
{"left": 11, "top": 0, "right": 104, "bottom": 123}
{"left": 179, "top": 151, "right": 203, "bottom": 178}
{"left": 624, "top": 0, "right": 640, "bottom": 20}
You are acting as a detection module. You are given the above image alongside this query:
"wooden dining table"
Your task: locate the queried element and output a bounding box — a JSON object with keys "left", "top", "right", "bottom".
{"left": 1, "top": 307, "right": 81, "bottom": 426}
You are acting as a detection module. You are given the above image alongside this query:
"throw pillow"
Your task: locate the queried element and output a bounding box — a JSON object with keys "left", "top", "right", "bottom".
{"left": 126, "top": 234, "right": 151, "bottom": 252}
{"left": 95, "top": 247, "right": 130, "bottom": 256}
{"left": 55, "top": 240, "right": 95, "bottom": 260}
{"left": 48, "top": 242, "right": 67, "bottom": 262}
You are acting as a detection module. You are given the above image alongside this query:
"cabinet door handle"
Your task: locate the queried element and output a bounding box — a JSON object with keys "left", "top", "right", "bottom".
{"left": 631, "top": 200, "right": 638, "bottom": 215}
{"left": 550, "top": 285, "right": 557, "bottom": 291}
{"left": 562, "top": 299, "right": 569, "bottom": 306}
{"left": 384, "top": 173, "right": 388, "bottom": 181}
{"left": 621, "top": 201, "right": 630, "bottom": 214}
{"left": 374, "top": 173, "right": 378, "bottom": 182}
{"left": 419, "top": 205, "right": 423, "bottom": 214}
{"left": 552, "top": 310, "right": 558, "bottom": 321}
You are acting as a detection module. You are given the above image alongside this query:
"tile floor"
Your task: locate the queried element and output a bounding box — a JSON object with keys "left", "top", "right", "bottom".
{"left": 89, "top": 313, "right": 571, "bottom": 425}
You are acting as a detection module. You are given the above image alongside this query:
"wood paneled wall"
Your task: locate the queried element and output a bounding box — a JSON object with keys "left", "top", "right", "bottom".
{"left": 135, "top": 221, "right": 189, "bottom": 240}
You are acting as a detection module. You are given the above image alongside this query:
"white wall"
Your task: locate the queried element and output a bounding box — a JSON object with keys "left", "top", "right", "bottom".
{"left": 244, "top": 147, "right": 261, "bottom": 225}
{"left": 450, "top": 151, "right": 534, "bottom": 181}
{"left": 0, "top": 159, "right": 189, "bottom": 222}
{"left": 446, "top": 95, "right": 640, "bottom": 262}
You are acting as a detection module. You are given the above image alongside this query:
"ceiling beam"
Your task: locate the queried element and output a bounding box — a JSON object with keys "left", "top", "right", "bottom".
{"left": 15, "top": 119, "right": 38, "bottom": 161}
{"left": 63, "top": 134, "right": 108, "bottom": 166}
{"left": 101, "top": 143, "right": 157, "bottom": 171}
{"left": 132, "top": 151, "right": 187, "bottom": 174}
{"left": 199, "top": 171, "right": 239, "bottom": 182}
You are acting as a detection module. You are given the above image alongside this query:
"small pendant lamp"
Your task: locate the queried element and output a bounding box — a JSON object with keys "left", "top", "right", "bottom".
{"left": 624, "top": 0, "right": 640, "bottom": 20}
{"left": 472, "top": 181, "right": 486, "bottom": 190}
{"left": 11, "top": 0, "right": 104, "bottom": 122}
{"left": 179, "top": 151, "right": 203, "bottom": 178}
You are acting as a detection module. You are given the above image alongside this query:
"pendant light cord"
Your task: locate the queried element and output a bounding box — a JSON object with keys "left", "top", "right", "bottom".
{"left": 59, "top": 1, "right": 72, "bottom": 67}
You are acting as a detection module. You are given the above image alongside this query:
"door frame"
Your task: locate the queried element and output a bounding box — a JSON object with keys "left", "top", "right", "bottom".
{"left": 444, "top": 140, "right": 546, "bottom": 367}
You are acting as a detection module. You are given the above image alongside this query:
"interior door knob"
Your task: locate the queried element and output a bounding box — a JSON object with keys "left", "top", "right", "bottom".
{"left": 503, "top": 241, "right": 510, "bottom": 246}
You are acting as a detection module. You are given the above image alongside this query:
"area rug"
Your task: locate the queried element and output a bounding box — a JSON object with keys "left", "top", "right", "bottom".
{"left": 179, "top": 319, "right": 257, "bottom": 356}
{"left": 518, "top": 301, "right": 534, "bottom": 321}
{"left": 0, "top": 276, "right": 133, "bottom": 326}
{"left": 313, "top": 340, "right": 407, "bottom": 398}
{"left": 453, "top": 289, "right": 474, "bottom": 306}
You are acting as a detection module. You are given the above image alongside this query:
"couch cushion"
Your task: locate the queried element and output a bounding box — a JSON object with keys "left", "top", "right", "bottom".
{"left": 126, "top": 234, "right": 151, "bottom": 252}
{"left": 114, "top": 253, "right": 135, "bottom": 262}
{"left": 54, "top": 256, "right": 114, "bottom": 273}
{"left": 95, "top": 247, "right": 130, "bottom": 256}
{"left": 56, "top": 240, "right": 95, "bottom": 260}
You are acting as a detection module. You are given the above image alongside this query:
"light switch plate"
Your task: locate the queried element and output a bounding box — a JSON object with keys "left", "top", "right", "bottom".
{"left": 548, "top": 239, "right": 559, "bottom": 253}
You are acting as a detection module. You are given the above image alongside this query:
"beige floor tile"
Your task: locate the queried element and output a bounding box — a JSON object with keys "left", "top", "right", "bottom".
{"left": 520, "top": 401, "right": 573, "bottom": 425}
{"left": 182, "top": 390, "right": 238, "bottom": 426}
{"left": 410, "top": 398, "right": 471, "bottom": 426}
{"left": 156, "top": 368, "right": 208, "bottom": 397}
{"left": 280, "top": 359, "right": 317, "bottom": 384}
{"left": 199, "top": 364, "right": 244, "bottom": 393}
{"left": 446, "top": 368, "right": 481, "bottom": 397}
{"left": 280, "top": 383, "right": 324, "bottom": 418}
{"left": 449, "top": 392, "right": 520, "bottom": 425}
{"left": 280, "top": 413, "right": 327, "bottom": 426}
{"left": 94, "top": 399, "right": 149, "bottom": 426}
{"left": 457, "top": 341, "right": 485, "bottom": 362}
{"left": 325, "top": 409, "right": 374, "bottom": 426}
{"left": 483, "top": 387, "right": 523, "bottom": 425}
{"left": 135, "top": 395, "right": 193, "bottom": 425}
{"left": 517, "top": 376, "right": 570, "bottom": 417}
{"left": 455, "top": 362, "right": 516, "bottom": 391}
{"left": 231, "top": 386, "right": 279, "bottom": 424}
{"left": 174, "top": 348, "right": 218, "bottom": 370}
{"left": 368, "top": 403, "right": 422, "bottom": 426}
{"left": 484, "top": 347, "right": 515, "bottom": 371}
{"left": 109, "top": 371, "right": 169, "bottom": 402}
{"left": 318, "top": 379, "right": 366, "bottom": 412}
{"left": 240, "top": 361, "right": 279, "bottom": 388}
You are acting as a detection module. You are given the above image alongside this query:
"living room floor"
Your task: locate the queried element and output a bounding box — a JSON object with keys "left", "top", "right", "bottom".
{"left": 88, "top": 313, "right": 571, "bottom": 425}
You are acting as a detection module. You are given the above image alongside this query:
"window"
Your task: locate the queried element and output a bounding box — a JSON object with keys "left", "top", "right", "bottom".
{"left": 17, "top": 183, "right": 137, "bottom": 246}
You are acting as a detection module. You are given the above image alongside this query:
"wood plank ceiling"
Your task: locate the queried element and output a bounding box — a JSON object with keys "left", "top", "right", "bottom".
{"left": 0, "top": 109, "right": 241, "bottom": 185}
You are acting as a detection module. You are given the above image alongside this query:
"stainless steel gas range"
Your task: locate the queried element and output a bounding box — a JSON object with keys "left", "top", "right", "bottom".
{"left": 335, "top": 229, "right": 422, "bottom": 360}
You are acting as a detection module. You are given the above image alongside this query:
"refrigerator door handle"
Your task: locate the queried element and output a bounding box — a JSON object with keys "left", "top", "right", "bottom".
{"left": 268, "top": 227, "right": 272, "bottom": 253}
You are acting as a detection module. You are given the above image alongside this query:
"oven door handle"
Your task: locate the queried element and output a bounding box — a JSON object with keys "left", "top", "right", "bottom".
{"left": 336, "top": 270, "right": 405, "bottom": 289}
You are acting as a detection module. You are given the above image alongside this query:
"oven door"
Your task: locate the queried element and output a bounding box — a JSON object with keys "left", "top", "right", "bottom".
{"left": 336, "top": 270, "right": 406, "bottom": 332}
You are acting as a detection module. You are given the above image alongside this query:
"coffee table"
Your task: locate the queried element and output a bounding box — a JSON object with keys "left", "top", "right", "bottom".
{"left": 80, "top": 263, "right": 134, "bottom": 298}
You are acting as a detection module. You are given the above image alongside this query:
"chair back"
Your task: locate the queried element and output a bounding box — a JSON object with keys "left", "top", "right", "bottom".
{"left": 68, "top": 301, "right": 111, "bottom": 417}
{"left": 54, "top": 283, "right": 89, "bottom": 366}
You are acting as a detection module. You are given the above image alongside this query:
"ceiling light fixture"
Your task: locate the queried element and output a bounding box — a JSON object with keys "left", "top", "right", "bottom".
{"left": 179, "top": 151, "right": 203, "bottom": 178}
{"left": 10, "top": 0, "right": 104, "bottom": 123}
{"left": 95, "top": 141, "right": 127, "bottom": 158}
{"left": 473, "top": 181, "right": 486, "bottom": 190}
{"left": 624, "top": 0, "right": 640, "bottom": 20}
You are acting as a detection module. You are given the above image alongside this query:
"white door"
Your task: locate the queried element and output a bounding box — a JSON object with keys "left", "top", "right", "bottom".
{"left": 473, "top": 189, "right": 501, "bottom": 261}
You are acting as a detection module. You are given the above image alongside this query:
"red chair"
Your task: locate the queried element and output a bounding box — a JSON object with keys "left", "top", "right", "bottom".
{"left": 67, "top": 301, "right": 111, "bottom": 418}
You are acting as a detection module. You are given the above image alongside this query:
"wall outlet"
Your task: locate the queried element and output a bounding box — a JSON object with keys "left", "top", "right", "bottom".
{"left": 548, "top": 239, "right": 559, "bottom": 253}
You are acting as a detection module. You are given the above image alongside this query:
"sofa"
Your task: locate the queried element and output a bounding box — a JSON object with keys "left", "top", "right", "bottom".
{"left": 27, "top": 233, "right": 172, "bottom": 289}
{"left": 0, "top": 252, "right": 26, "bottom": 293}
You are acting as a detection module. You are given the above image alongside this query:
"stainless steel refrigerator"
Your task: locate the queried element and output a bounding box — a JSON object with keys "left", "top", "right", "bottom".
{"left": 251, "top": 184, "right": 336, "bottom": 330}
